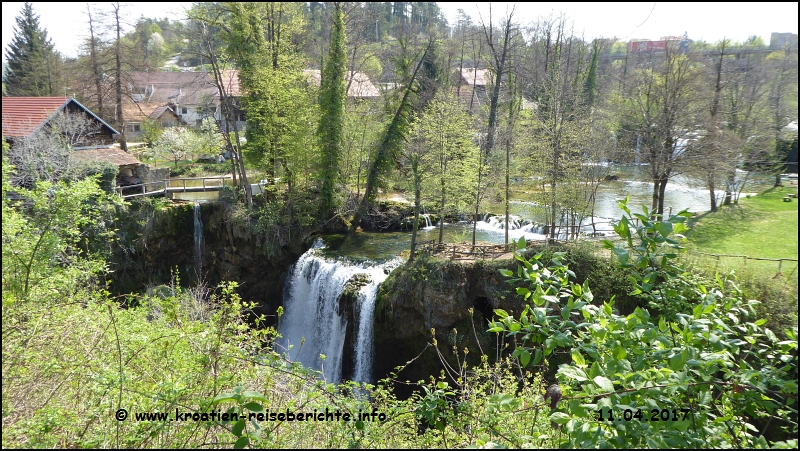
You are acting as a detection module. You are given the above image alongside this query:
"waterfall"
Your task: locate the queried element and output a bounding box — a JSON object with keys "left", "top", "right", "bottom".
{"left": 193, "top": 203, "right": 204, "bottom": 275}
{"left": 278, "top": 240, "right": 399, "bottom": 384}
{"left": 420, "top": 214, "right": 434, "bottom": 230}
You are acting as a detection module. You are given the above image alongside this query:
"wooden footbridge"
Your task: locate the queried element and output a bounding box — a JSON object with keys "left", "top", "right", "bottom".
{"left": 115, "top": 176, "right": 234, "bottom": 199}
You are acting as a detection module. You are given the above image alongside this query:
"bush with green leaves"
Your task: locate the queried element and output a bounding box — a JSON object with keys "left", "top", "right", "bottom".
{"left": 487, "top": 198, "right": 798, "bottom": 448}
{"left": 66, "top": 160, "right": 119, "bottom": 194}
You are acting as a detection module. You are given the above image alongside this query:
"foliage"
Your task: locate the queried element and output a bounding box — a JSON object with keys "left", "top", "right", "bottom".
{"left": 2, "top": 162, "right": 119, "bottom": 301}
{"left": 140, "top": 117, "right": 163, "bottom": 148}
{"left": 409, "top": 90, "right": 480, "bottom": 241}
{"left": 66, "top": 160, "right": 119, "bottom": 194}
{"left": 241, "top": 62, "right": 317, "bottom": 193}
{"left": 317, "top": 2, "right": 348, "bottom": 217}
{"left": 196, "top": 117, "right": 227, "bottom": 157}
{"left": 4, "top": 2, "right": 62, "bottom": 96}
{"left": 488, "top": 200, "right": 798, "bottom": 447}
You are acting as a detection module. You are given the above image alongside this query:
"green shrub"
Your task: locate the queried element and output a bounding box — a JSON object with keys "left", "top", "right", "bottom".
{"left": 485, "top": 199, "right": 799, "bottom": 447}
{"left": 66, "top": 160, "right": 119, "bottom": 194}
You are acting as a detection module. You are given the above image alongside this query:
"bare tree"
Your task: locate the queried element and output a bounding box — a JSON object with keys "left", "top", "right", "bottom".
{"left": 479, "top": 5, "right": 518, "bottom": 157}
{"left": 186, "top": 3, "right": 254, "bottom": 210}
{"left": 110, "top": 2, "right": 128, "bottom": 153}
{"left": 622, "top": 42, "right": 701, "bottom": 217}
{"left": 83, "top": 3, "right": 108, "bottom": 120}
{"left": 9, "top": 111, "right": 101, "bottom": 187}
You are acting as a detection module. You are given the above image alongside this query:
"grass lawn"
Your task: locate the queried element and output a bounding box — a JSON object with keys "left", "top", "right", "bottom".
{"left": 687, "top": 185, "right": 798, "bottom": 258}
{"left": 684, "top": 185, "right": 798, "bottom": 286}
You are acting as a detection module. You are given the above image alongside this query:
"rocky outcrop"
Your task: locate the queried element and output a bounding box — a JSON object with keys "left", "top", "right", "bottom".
{"left": 372, "top": 255, "right": 527, "bottom": 397}
{"left": 371, "top": 246, "right": 639, "bottom": 397}
{"left": 109, "top": 200, "right": 311, "bottom": 321}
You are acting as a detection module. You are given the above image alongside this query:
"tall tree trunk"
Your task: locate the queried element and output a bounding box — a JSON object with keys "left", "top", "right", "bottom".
{"left": 505, "top": 136, "right": 510, "bottom": 245}
{"left": 723, "top": 170, "right": 735, "bottom": 205}
{"left": 351, "top": 39, "right": 433, "bottom": 233}
{"left": 657, "top": 175, "right": 668, "bottom": 217}
{"left": 472, "top": 142, "right": 484, "bottom": 246}
{"left": 409, "top": 158, "right": 421, "bottom": 262}
{"left": 87, "top": 5, "right": 103, "bottom": 120}
{"left": 438, "top": 141, "right": 446, "bottom": 244}
{"left": 480, "top": 6, "right": 515, "bottom": 156}
{"left": 708, "top": 173, "right": 718, "bottom": 213}
{"left": 112, "top": 3, "right": 127, "bottom": 153}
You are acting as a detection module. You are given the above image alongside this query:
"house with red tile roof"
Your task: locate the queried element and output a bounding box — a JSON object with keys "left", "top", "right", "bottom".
{"left": 2, "top": 96, "right": 154, "bottom": 186}
{"left": 303, "top": 70, "right": 382, "bottom": 100}
{"left": 121, "top": 103, "right": 185, "bottom": 140}
{"left": 2, "top": 96, "right": 118, "bottom": 146}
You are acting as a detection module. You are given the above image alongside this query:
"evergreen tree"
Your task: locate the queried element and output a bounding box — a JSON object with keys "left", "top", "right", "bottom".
{"left": 317, "top": 2, "right": 347, "bottom": 217}
{"left": 4, "top": 2, "right": 63, "bottom": 96}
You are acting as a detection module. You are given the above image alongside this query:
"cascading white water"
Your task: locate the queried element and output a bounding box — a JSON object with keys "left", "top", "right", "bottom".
{"left": 419, "top": 214, "right": 434, "bottom": 229}
{"left": 278, "top": 239, "right": 399, "bottom": 384}
{"left": 476, "top": 214, "right": 547, "bottom": 240}
{"left": 193, "top": 203, "right": 204, "bottom": 274}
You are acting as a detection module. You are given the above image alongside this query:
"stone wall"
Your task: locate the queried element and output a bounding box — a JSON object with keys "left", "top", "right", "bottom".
{"left": 137, "top": 165, "right": 171, "bottom": 184}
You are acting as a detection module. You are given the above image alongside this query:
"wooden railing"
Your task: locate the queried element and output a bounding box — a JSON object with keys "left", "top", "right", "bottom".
{"left": 418, "top": 238, "right": 553, "bottom": 261}
{"left": 115, "top": 176, "right": 234, "bottom": 199}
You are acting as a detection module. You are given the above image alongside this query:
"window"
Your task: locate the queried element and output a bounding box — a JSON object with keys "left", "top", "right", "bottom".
{"left": 130, "top": 123, "right": 141, "bottom": 132}
{"left": 182, "top": 107, "right": 188, "bottom": 114}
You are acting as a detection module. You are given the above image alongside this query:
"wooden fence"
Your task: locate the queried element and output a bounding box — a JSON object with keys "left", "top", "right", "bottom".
{"left": 418, "top": 238, "right": 554, "bottom": 261}
{"left": 685, "top": 250, "right": 798, "bottom": 278}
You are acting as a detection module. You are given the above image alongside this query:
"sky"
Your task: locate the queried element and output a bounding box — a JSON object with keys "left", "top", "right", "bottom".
{"left": 2, "top": 2, "right": 798, "bottom": 62}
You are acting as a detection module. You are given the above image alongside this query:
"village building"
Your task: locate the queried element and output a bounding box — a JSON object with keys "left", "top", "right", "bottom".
{"left": 1, "top": 96, "right": 171, "bottom": 188}
{"left": 455, "top": 68, "right": 490, "bottom": 113}
{"left": 122, "top": 103, "right": 185, "bottom": 140}
{"left": 303, "top": 70, "right": 382, "bottom": 100}
{"left": 2, "top": 96, "right": 117, "bottom": 146}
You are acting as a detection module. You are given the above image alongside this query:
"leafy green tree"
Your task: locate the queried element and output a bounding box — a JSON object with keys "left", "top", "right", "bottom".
{"left": 317, "top": 2, "right": 347, "bottom": 217}
{"left": 412, "top": 91, "right": 480, "bottom": 243}
{"left": 490, "top": 200, "right": 798, "bottom": 448}
{"left": 196, "top": 117, "right": 226, "bottom": 158}
{"left": 350, "top": 38, "right": 436, "bottom": 233}
{"left": 341, "top": 100, "right": 385, "bottom": 198}
{"left": 140, "top": 118, "right": 163, "bottom": 149}
{"left": 518, "top": 17, "right": 597, "bottom": 239}
{"left": 2, "top": 160, "right": 119, "bottom": 301}
{"left": 223, "top": 2, "right": 308, "bottom": 208}
{"left": 243, "top": 63, "right": 317, "bottom": 194}
{"left": 4, "top": 2, "right": 63, "bottom": 96}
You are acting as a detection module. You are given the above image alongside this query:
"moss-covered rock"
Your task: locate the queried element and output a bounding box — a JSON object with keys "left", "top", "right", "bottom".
{"left": 372, "top": 244, "right": 643, "bottom": 398}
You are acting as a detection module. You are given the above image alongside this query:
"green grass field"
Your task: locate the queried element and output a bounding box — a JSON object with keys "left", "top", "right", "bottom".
{"left": 684, "top": 185, "right": 798, "bottom": 287}
{"left": 687, "top": 185, "right": 798, "bottom": 258}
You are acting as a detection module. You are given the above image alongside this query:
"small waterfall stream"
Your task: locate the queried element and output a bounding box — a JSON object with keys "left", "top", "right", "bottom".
{"left": 277, "top": 240, "right": 400, "bottom": 384}
{"left": 193, "top": 202, "right": 204, "bottom": 275}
